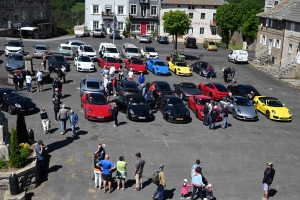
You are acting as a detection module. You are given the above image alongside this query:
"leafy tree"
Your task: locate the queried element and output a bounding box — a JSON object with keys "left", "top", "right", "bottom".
{"left": 241, "top": 9, "right": 260, "bottom": 38}
{"left": 16, "top": 111, "right": 28, "bottom": 144}
{"left": 9, "top": 127, "right": 22, "bottom": 168}
{"left": 124, "top": 17, "right": 131, "bottom": 33}
{"left": 162, "top": 10, "right": 191, "bottom": 51}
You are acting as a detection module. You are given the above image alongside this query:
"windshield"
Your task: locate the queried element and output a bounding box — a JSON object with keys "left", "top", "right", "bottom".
{"left": 235, "top": 98, "right": 251, "bottom": 106}
{"left": 83, "top": 46, "right": 94, "bottom": 52}
{"left": 145, "top": 47, "right": 156, "bottom": 52}
{"left": 209, "top": 42, "right": 215, "bottom": 45}
{"left": 154, "top": 61, "right": 166, "bottom": 66}
{"left": 36, "top": 46, "right": 47, "bottom": 50}
{"left": 87, "top": 82, "right": 100, "bottom": 89}
{"left": 8, "top": 42, "right": 21, "bottom": 47}
{"left": 79, "top": 56, "right": 92, "bottom": 62}
{"left": 51, "top": 56, "right": 65, "bottom": 62}
{"left": 3, "top": 91, "right": 22, "bottom": 100}
{"left": 125, "top": 83, "right": 138, "bottom": 89}
{"left": 131, "top": 59, "right": 143, "bottom": 64}
{"left": 88, "top": 96, "right": 106, "bottom": 105}
{"left": 181, "top": 83, "right": 196, "bottom": 89}
{"left": 125, "top": 48, "right": 139, "bottom": 53}
{"left": 95, "top": 29, "right": 102, "bottom": 32}
{"left": 176, "top": 62, "right": 188, "bottom": 67}
{"left": 70, "top": 42, "right": 83, "bottom": 46}
{"left": 128, "top": 97, "right": 147, "bottom": 105}
{"left": 157, "top": 83, "right": 171, "bottom": 91}
{"left": 166, "top": 98, "right": 184, "bottom": 107}
{"left": 9, "top": 55, "right": 23, "bottom": 60}
{"left": 61, "top": 46, "right": 71, "bottom": 50}
{"left": 266, "top": 100, "right": 283, "bottom": 107}
{"left": 214, "top": 84, "right": 228, "bottom": 92}
{"left": 198, "top": 99, "right": 211, "bottom": 105}
{"left": 106, "top": 48, "right": 118, "bottom": 53}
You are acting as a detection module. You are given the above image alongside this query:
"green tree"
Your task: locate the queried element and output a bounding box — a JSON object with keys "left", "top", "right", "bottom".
{"left": 124, "top": 17, "right": 131, "bottom": 33}
{"left": 162, "top": 10, "right": 191, "bottom": 51}
{"left": 9, "top": 127, "right": 22, "bottom": 168}
{"left": 241, "top": 10, "right": 260, "bottom": 38}
{"left": 216, "top": 3, "right": 241, "bottom": 48}
{"left": 16, "top": 111, "right": 28, "bottom": 144}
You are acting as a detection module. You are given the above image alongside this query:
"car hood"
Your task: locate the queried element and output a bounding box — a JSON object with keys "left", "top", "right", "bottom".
{"left": 86, "top": 104, "right": 112, "bottom": 116}
{"left": 148, "top": 52, "right": 158, "bottom": 56}
{"left": 78, "top": 61, "right": 94, "bottom": 68}
{"left": 128, "top": 105, "right": 151, "bottom": 115}
{"left": 6, "top": 60, "right": 24, "bottom": 67}
{"left": 126, "top": 53, "right": 141, "bottom": 58}
{"left": 168, "top": 106, "right": 188, "bottom": 116}
{"left": 10, "top": 97, "right": 35, "bottom": 108}
{"left": 59, "top": 49, "right": 75, "bottom": 55}
{"left": 268, "top": 106, "right": 291, "bottom": 116}
{"left": 130, "top": 64, "right": 146, "bottom": 69}
{"left": 235, "top": 105, "right": 257, "bottom": 116}
{"left": 49, "top": 61, "right": 67, "bottom": 67}
{"left": 6, "top": 47, "right": 22, "bottom": 50}
{"left": 176, "top": 67, "right": 191, "bottom": 73}
{"left": 125, "top": 89, "right": 140, "bottom": 94}
{"left": 182, "top": 88, "right": 201, "bottom": 95}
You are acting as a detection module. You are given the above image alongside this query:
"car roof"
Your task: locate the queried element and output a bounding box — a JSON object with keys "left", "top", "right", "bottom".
{"left": 85, "top": 77, "right": 101, "bottom": 82}
{"left": 212, "top": 82, "right": 224, "bottom": 86}
{"left": 81, "top": 45, "right": 93, "bottom": 47}
{"left": 100, "top": 43, "right": 116, "bottom": 47}
{"left": 195, "top": 95, "right": 212, "bottom": 100}
{"left": 151, "top": 59, "right": 164, "bottom": 62}
{"left": 238, "top": 84, "right": 255, "bottom": 89}
{"left": 154, "top": 81, "right": 169, "bottom": 84}
{"left": 0, "top": 88, "right": 14, "bottom": 92}
{"left": 179, "top": 82, "right": 196, "bottom": 85}
{"left": 124, "top": 43, "right": 137, "bottom": 48}
{"left": 60, "top": 44, "right": 71, "bottom": 47}
{"left": 35, "top": 44, "right": 47, "bottom": 47}
{"left": 68, "top": 40, "right": 84, "bottom": 43}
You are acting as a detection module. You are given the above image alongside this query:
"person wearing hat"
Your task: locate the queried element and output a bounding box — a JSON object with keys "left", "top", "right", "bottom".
{"left": 152, "top": 164, "right": 166, "bottom": 200}
{"left": 181, "top": 178, "right": 192, "bottom": 199}
{"left": 35, "top": 140, "right": 48, "bottom": 177}
{"left": 262, "top": 163, "right": 275, "bottom": 200}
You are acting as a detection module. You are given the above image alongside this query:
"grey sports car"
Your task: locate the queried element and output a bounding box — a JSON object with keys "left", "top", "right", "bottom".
{"left": 173, "top": 82, "right": 201, "bottom": 100}
{"left": 80, "top": 77, "right": 104, "bottom": 96}
{"left": 220, "top": 96, "right": 258, "bottom": 121}
{"left": 5, "top": 53, "right": 25, "bottom": 71}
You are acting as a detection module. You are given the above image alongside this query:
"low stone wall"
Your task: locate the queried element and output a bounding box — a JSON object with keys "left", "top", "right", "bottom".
{"left": 0, "top": 146, "right": 38, "bottom": 195}
{"left": 7, "top": 71, "right": 52, "bottom": 87}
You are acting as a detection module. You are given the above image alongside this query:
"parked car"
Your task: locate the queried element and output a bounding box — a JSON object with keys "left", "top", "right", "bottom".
{"left": 65, "top": 40, "right": 86, "bottom": 53}
{"left": 203, "top": 40, "right": 218, "bottom": 51}
{"left": 124, "top": 58, "right": 147, "bottom": 73}
{"left": 140, "top": 46, "right": 158, "bottom": 58}
{"left": 191, "top": 61, "right": 216, "bottom": 77}
{"left": 48, "top": 54, "right": 70, "bottom": 73}
{"left": 97, "top": 57, "right": 123, "bottom": 71}
{"left": 198, "top": 82, "right": 229, "bottom": 100}
{"left": 110, "top": 31, "right": 122, "bottom": 39}
{"left": 0, "top": 88, "right": 36, "bottom": 114}
{"left": 156, "top": 95, "right": 191, "bottom": 123}
{"left": 99, "top": 43, "right": 120, "bottom": 58}
{"left": 114, "top": 94, "right": 154, "bottom": 121}
{"left": 139, "top": 35, "right": 151, "bottom": 43}
{"left": 168, "top": 60, "right": 192, "bottom": 76}
{"left": 81, "top": 93, "right": 112, "bottom": 121}
{"left": 74, "top": 56, "right": 95, "bottom": 72}
{"left": 227, "top": 84, "right": 261, "bottom": 98}
{"left": 153, "top": 81, "right": 174, "bottom": 97}
{"left": 32, "top": 44, "right": 49, "bottom": 58}
{"left": 146, "top": 59, "right": 171, "bottom": 75}
{"left": 79, "top": 77, "right": 104, "bottom": 96}
{"left": 117, "top": 80, "right": 141, "bottom": 97}
{"left": 173, "top": 82, "right": 201, "bottom": 100}
{"left": 5, "top": 40, "right": 24, "bottom": 56}
{"left": 121, "top": 43, "right": 141, "bottom": 59}
{"left": 228, "top": 50, "right": 248, "bottom": 64}
{"left": 77, "top": 45, "right": 97, "bottom": 60}
{"left": 157, "top": 36, "right": 169, "bottom": 44}
{"left": 184, "top": 37, "right": 197, "bottom": 48}
{"left": 57, "top": 44, "right": 77, "bottom": 59}
{"left": 92, "top": 28, "right": 106, "bottom": 38}
{"left": 5, "top": 53, "right": 25, "bottom": 71}
{"left": 74, "top": 25, "right": 90, "bottom": 37}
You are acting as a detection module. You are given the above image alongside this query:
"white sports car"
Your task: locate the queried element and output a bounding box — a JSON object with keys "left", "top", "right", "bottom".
{"left": 74, "top": 56, "right": 95, "bottom": 72}
{"left": 141, "top": 46, "right": 158, "bottom": 58}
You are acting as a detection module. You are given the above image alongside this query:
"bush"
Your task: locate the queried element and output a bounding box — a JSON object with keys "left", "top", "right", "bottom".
{"left": 16, "top": 111, "right": 28, "bottom": 144}
{"left": 9, "top": 127, "right": 22, "bottom": 168}
{"left": 19, "top": 147, "right": 30, "bottom": 159}
{"left": 0, "top": 157, "right": 8, "bottom": 171}
{"left": 215, "top": 42, "right": 227, "bottom": 49}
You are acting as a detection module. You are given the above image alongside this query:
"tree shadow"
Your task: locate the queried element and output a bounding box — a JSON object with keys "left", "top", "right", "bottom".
{"left": 164, "top": 188, "right": 176, "bottom": 199}
{"left": 46, "top": 137, "right": 75, "bottom": 153}
{"left": 269, "top": 188, "right": 277, "bottom": 197}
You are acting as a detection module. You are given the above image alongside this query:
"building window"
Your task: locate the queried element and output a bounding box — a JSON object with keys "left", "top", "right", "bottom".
{"left": 188, "top": 6, "right": 195, "bottom": 9}
{"left": 118, "top": 6, "right": 124, "bottom": 14}
{"left": 263, "top": 35, "right": 266, "bottom": 45}
{"left": 288, "top": 44, "right": 292, "bottom": 54}
{"left": 202, "top": 6, "right": 205, "bottom": 8}
{"left": 211, "top": 27, "right": 216, "bottom": 35}
{"left": 14, "top": 15, "right": 18, "bottom": 21}
{"left": 214, "top": 6, "right": 218, "bottom": 8}
{"left": 130, "top": 5, "right": 137, "bottom": 15}
{"left": 131, "top": 22, "right": 140, "bottom": 31}
{"left": 147, "top": 22, "right": 155, "bottom": 33}
{"left": 266, "top": 18, "right": 269, "bottom": 26}
{"left": 151, "top": 6, "right": 157, "bottom": 15}
{"left": 118, "top": 22, "right": 124, "bottom": 30}
{"left": 93, "top": 21, "right": 99, "bottom": 29}
{"left": 276, "top": 39, "right": 281, "bottom": 49}
{"left": 199, "top": 27, "right": 204, "bottom": 34}
{"left": 274, "top": 1, "right": 278, "bottom": 6}
{"left": 6, "top": 14, "right": 10, "bottom": 20}
{"left": 270, "top": 19, "right": 273, "bottom": 27}
{"left": 277, "top": 20, "right": 280, "bottom": 28}
{"left": 290, "top": 22, "right": 295, "bottom": 31}
{"left": 165, "top": 5, "right": 169, "bottom": 8}
{"left": 93, "top": 5, "right": 99, "bottom": 14}
{"left": 141, "top": 6, "right": 147, "bottom": 17}
{"left": 177, "top": 5, "right": 181, "bottom": 8}
{"left": 189, "top": 13, "right": 193, "bottom": 19}
{"left": 105, "top": 5, "right": 112, "bottom": 14}
{"left": 188, "top": 28, "right": 193, "bottom": 34}
{"left": 200, "top": 13, "right": 205, "bottom": 19}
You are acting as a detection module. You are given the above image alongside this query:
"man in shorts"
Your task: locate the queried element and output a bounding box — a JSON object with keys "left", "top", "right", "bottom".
{"left": 36, "top": 69, "right": 43, "bottom": 92}
{"left": 97, "top": 154, "right": 116, "bottom": 193}
{"left": 262, "top": 163, "right": 275, "bottom": 200}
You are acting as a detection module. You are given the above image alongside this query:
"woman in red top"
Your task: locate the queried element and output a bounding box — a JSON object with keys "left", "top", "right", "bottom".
{"left": 112, "top": 76, "right": 117, "bottom": 96}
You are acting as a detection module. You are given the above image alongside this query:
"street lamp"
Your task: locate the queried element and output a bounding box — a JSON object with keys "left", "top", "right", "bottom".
{"left": 113, "top": 0, "right": 115, "bottom": 45}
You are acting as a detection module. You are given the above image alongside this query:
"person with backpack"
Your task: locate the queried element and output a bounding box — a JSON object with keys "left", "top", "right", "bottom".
{"left": 191, "top": 167, "right": 205, "bottom": 200}
{"left": 152, "top": 164, "right": 166, "bottom": 200}
{"left": 134, "top": 152, "right": 145, "bottom": 191}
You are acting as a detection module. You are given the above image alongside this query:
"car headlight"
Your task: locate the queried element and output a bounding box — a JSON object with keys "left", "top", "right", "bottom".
{"left": 129, "top": 109, "right": 134, "bottom": 114}
{"left": 166, "top": 110, "right": 171, "bottom": 115}
{"left": 271, "top": 110, "right": 276, "bottom": 114}
{"left": 149, "top": 110, "right": 152, "bottom": 115}
{"left": 237, "top": 109, "right": 241, "bottom": 114}
{"left": 15, "top": 103, "right": 21, "bottom": 108}
{"left": 5, "top": 62, "right": 9, "bottom": 66}
{"left": 91, "top": 64, "right": 94, "bottom": 67}
{"left": 186, "top": 110, "right": 190, "bottom": 116}
{"left": 78, "top": 63, "right": 81, "bottom": 66}
{"left": 87, "top": 108, "right": 92, "bottom": 113}
{"left": 156, "top": 68, "right": 159, "bottom": 70}
{"left": 288, "top": 110, "right": 291, "bottom": 115}
{"left": 31, "top": 100, "right": 36, "bottom": 105}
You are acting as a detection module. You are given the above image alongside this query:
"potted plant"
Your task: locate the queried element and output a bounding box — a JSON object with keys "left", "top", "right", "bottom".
{"left": 101, "top": 11, "right": 105, "bottom": 15}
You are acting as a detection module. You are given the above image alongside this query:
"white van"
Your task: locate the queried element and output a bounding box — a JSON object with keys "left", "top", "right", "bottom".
{"left": 74, "top": 25, "right": 90, "bottom": 37}
{"left": 228, "top": 50, "right": 248, "bottom": 64}
{"left": 99, "top": 43, "right": 120, "bottom": 58}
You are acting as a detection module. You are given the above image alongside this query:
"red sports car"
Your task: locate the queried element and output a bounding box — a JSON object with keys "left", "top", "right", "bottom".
{"left": 81, "top": 92, "right": 112, "bottom": 121}
{"left": 198, "top": 82, "right": 229, "bottom": 100}
{"left": 98, "top": 57, "right": 122, "bottom": 71}
{"left": 188, "top": 95, "right": 222, "bottom": 121}
{"left": 124, "top": 58, "right": 147, "bottom": 73}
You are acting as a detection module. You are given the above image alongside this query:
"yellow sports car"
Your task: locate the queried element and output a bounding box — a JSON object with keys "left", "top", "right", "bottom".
{"left": 253, "top": 96, "right": 292, "bottom": 121}
{"left": 203, "top": 40, "right": 218, "bottom": 51}
{"left": 168, "top": 61, "right": 192, "bottom": 76}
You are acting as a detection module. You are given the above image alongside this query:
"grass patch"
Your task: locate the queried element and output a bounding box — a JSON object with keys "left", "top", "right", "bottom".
{"left": 229, "top": 43, "right": 243, "bottom": 50}
{"left": 71, "top": 3, "right": 84, "bottom": 13}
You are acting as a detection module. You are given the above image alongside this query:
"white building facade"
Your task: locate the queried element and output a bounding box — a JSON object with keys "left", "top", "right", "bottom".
{"left": 85, "top": 0, "right": 128, "bottom": 33}
{"left": 159, "top": 0, "right": 225, "bottom": 43}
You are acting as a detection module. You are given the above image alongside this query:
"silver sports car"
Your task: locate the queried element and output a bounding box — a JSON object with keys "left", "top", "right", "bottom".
{"left": 5, "top": 53, "right": 25, "bottom": 71}
{"left": 80, "top": 77, "right": 104, "bottom": 96}
{"left": 220, "top": 96, "right": 258, "bottom": 121}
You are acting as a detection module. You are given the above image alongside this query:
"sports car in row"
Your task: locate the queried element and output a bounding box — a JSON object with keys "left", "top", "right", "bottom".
{"left": 117, "top": 81, "right": 141, "bottom": 97}
{"left": 146, "top": 59, "right": 171, "bottom": 75}
{"left": 191, "top": 61, "right": 216, "bottom": 77}
{"left": 48, "top": 54, "right": 70, "bottom": 73}
{"left": 79, "top": 77, "right": 104, "bottom": 96}
{"left": 227, "top": 84, "right": 261, "bottom": 98}
{"left": 74, "top": 56, "right": 95, "bottom": 72}
{"left": 168, "top": 61, "right": 192, "bottom": 76}
{"left": 5, "top": 53, "right": 25, "bottom": 71}
{"left": 198, "top": 82, "right": 229, "bottom": 100}
{"left": 98, "top": 57, "right": 122, "bottom": 71}
{"left": 124, "top": 58, "right": 147, "bottom": 73}
{"left": 173, "top": 82, "right": 201, "bottom": 100}
{"left": 140, "top": 46, "right": 158, "bottom": 58}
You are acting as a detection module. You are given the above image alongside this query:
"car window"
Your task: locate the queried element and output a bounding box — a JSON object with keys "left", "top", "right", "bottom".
{"left": 198, "top": 99, "right": 210, "bottom": 105}
{"left": 131, "top": 59, "right": 143, "bottom": 64}
{"left": 61, "top": 46, "right": 71, "bottom": 50}
{"left": 51, "top": 56, "right": 65, "bottom": 62}
{"left": 83, "top": 46, "right": 94, "bottom": 52}
{"left": 125, "top": 83, "right": 138, "bottom": 89}
{"left": 166, "top": 98, "right": 184, "bottom": 107}
{"left": 86, "top": 81, "right": 100, "bottom": 89}
{"left": 9, "top": 54, "right": 23, "bottom": 60}
{"left": 106, "top": 48, "right": 118, "bottom": 53}
{"left": 214, "top": 84, "right": 228, "bottom": 92}
{"left": 154, "top": 61, "right": 166, "bottom": 66}
{"left": 88, "top": 95, "right": 106, "bottom": 104}
{"left": 176, "top": 62, "right": 188, "bottom": 67}
{"left": 71, "top": 42, "right": 83, "bottom": 46}
{"left": 209, "top": 42, "right": 215, "bottom": 45}
{"left": 8, "top": 41, "right": 21, "bottom": 47}
{"left": 144, "top": 47, "right": 156, "bottom": 52}
{"left": 35, "top": 46, "right": 47, "bottom": 50}
{"left": 128, "top": 97, "right": 147, "bottom": 105}
{"left": 266, "top": 99, "right": 283, "bottom": 107}
{"left": 181, "top": 83, "right": 197, "bottom": 89}
{"left": 206, "top": 84, "right": 213, "bottom": 89}
{"left": 157, "top": 83, "right": 171, "bottom": 91}
{"left": 79, "top": 56, "right": 92, "bottom": 62}
{"left": 3, "top": 91, "right": 22, "bottom": 100}
{"left": 125, "top": 48, "right": 139, "bottom": 53}
{"left": 235, "top": 98, "right": 251, "bottom": 106}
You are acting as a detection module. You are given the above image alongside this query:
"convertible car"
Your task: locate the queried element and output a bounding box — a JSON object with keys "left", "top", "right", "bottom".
{"left": 168, "top": 61, "right": 192, "bottom": 76}
{"left": 156, "top": 95, "right": 191, "bottom": 124}
{"left": 188, "top": 95, "right": 222, "bottom": 121}
{"left": 173, "top": 82, "right": 201, "bottom": 100}
{"left": 124, "top": 58, "right": 147, "bottom": 73}
{"left": 253, "top": 96, "right": 292, "bottom": 121}
{"left": 220, "top": 96, "right": 258, "bottom": 121}
{"left": 198, "top": 82, "right": 229, "bottom": 100}
{"left": 114, "top": 94, "right": 154, "bottom": 121}
{"left": 81, "top": 93, "right": 112, "bottom": 121}
{"left": 146, "top": 59, "right": 171, "bottom": 75}
{"left": 97, "top": 57, "right": 122, "bottom": 71}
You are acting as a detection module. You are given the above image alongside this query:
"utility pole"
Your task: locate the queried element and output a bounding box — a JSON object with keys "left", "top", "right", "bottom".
{"left": 113, "top": 0, "right": 115, "bottom": 45}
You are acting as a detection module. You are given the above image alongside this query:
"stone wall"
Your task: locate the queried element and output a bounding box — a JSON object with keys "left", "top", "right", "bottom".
{"left": 0, "top": 147, "right": 38, "bottom": 195}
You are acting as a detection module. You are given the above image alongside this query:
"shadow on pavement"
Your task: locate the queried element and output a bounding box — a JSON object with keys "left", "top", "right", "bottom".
{"left": 269, "top": 188, "right": 277, "bottom": 197}
{"left": 164, "top": 188, "right": 176, "bottom": 199}
{"left": 46, "top": 137, "right": 75, "bottom": 153}
{"left": 48, "top": 127, "right": 58, "bottom": 134}
{"left": 48, "top": 164, "right": 63, "bottom": 174}
{"left": 125, "top": 179, "right": 135, "bottom": 188}
{"left": 142, "top": 178, "right": 152, "bottom": 189}
{"left": 25, "top": 192, "right": 35, "bottom": 200}
{"left": 118, "top": 121, "right": 127, "bottom": 126}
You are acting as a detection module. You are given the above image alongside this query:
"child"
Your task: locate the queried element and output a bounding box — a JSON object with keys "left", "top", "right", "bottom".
{"left": 181, "top": 179, "right": 192, "bottom": 199}
{"left": 204, "top": 183, "right": 214, "bottom": 200}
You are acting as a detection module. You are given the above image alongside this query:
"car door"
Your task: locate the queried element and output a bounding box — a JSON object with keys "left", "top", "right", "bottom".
{"left": 81, "top": 93, "right": 88, "bottom": 108}
{"left": 193, "top": 62, "right": 200, "bottom": 73}
{"left": 228, "top": 51, "right": 233, "bottom": 60}
{"left": 159, "top": 97, "right": 166, "bottom": 113}
{"left": 147, "top": 60, "right": 153, "bottom": 71}
{"left": 202, "top": 84, "right": 210, "bottom": 94}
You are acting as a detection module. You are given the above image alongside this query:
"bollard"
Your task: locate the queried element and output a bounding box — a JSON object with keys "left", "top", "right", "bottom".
{"left": 9, "top": 173, "right": 19, "bottom": 195}
{"left": 28, "top": 128, "right": 34, "bottom": 141}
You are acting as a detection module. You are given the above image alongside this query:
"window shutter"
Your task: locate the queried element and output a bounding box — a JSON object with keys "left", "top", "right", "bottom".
{"left": 278, "top": 40, "right": 281, "bottom": 49}
{"left": 273, "top": 39, "right": 276, "bottom": 47}
{"left": 115, "top": 6, "right": 118, "bottom": 14}
{"left": 123, "top": 6, "right": 126, "bottom": 15}
{"left": 266, "top": 19, "right": 269, "bottom": 26}
{"left": 90, "top": 5, "right": 93, "bottom": 14}
{"left": 90, "top": 21, "right": 94, "bottom": 30}
{"left": 260, "top": 35, "right": 263, "bottom": 44}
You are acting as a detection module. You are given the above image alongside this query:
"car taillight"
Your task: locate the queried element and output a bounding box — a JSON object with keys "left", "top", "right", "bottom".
{"left": 158, "top": 92, "right": 162, "bottom": 95}
{"left": 34, "top": 51, "right": 37, "bottom": 53}
{"left": 184, "top": 92, "right": 188, "bottom": 95}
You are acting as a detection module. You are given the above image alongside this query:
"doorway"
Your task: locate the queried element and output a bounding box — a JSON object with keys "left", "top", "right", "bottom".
{"left": 268, "top": 39, "right": 272, "bottom": 55}
{"left": 141, "top": 22, "right": 146, "bottom": 35}
{"left": 297, "top": 46, "right": 300, "bottom": 64}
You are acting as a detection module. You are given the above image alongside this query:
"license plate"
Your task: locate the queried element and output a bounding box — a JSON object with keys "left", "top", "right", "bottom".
{"left": 28, "top": 108, "right": 34, "bottom": 111}
{"left": 281, "top": 117, "right": 288, "bottom": 119}
{"left": 176, "top": 118, "right": 184, "bottom": 120}
{"left": 97, "top": 116, "right": 104, "bottom": 119}
{"left": 139, "top": 117, "right": 146, "bottom": 119}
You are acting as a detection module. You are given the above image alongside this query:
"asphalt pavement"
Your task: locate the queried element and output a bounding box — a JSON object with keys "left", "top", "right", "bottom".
{"left": 0, "top": 36, "right": 300, "bottom": 200}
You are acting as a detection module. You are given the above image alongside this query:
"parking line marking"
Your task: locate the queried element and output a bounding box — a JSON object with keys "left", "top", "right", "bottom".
{"left": 163, "top": 136, "right": 169, "bottom": 148}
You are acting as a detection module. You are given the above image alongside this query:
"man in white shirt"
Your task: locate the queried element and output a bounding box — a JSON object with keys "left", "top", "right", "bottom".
{"left": 25, "top": 73, "right": 32, "bottom": 93}
{"left": 128, "top": 68, "right": 134, "bottom": 81}
{"left": 36, "top": 69, "right": 43, "bottom": 92}
{"left": 146, "top": 53, "right": 150, "bottom": 60}
{"left": 109, "top": 65, "right": 115, "bottom": 76}
{"left": 103, "top": 76, "right": 108, "bottom": 88}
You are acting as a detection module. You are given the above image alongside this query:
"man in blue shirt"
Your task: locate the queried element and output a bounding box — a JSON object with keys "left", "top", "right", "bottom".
{"left": 138, "top": 73, "right": 145, "bottom": 85}
{"left": 97, "top": 154, "right": 116, "bottom": 193}
{"left": 35, "top": 140, "right": 48, "bottom": 177}
{"left": 69, "top": 110, "right": 78, "bottom": 137}
{"left": 146, "top": 90, "right": 153, "bottom": 100}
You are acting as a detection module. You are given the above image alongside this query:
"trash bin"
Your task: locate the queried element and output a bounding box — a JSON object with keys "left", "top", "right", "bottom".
{"left": 28, "top": 128, "right": 34, "bottom": 141}
{"left": 9, "top": 173, "right": 19, "bottom": 195}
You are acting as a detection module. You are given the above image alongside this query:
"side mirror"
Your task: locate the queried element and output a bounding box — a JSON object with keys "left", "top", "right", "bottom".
{"left": 283, "top": 104, "right": 285, "bottom": 107}
{"left": 262, "top": 103, "right": 265, "bottom": 106}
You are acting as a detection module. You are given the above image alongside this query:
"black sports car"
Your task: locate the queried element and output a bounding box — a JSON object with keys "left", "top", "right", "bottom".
{"left": 117, "top": 81, "right": 141, "bottom": 97}
{"left": 153, "top": 81, "right": 174, "bottom": 97}
{"left": 0, "top": 88, "right": 36, "bottom": 114}
{"left": 227, "top": 84, "right": 261, "bottom": 97}
{"left": 48, "top": 54, "right": 70, "bottom": 73}
{"left": 156, "top": 95, "right": 191, "bottom": 123}
{"left": 191, "top": 61, "right": 216, "bottom": 77}
{"left": 114, "top": 94, "right": 154, "bottom": 121}
{"left": 173, "top": 82, "right": 201, "bottom": 100}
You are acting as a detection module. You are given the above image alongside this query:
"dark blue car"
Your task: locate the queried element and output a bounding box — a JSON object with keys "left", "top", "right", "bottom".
{"left": 157, "top": 36, "right": 169, "bottom": 44}
{"left": 48, "top": 54, "right": 70, "bottom": 73}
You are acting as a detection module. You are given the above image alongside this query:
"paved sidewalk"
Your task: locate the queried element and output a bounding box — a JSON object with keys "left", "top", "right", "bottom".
{"left": 3, "top": 35, "right": 75, "bottom": 42}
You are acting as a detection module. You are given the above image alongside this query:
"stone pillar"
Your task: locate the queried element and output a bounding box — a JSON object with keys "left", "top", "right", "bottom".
{"left": 24, "top": 55, "right": 33, "bottom": 73}
{"left": 0, "top": 111, "right": 9, "bottom": 161}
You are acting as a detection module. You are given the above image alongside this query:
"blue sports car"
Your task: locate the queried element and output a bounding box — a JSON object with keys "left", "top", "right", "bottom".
{"left": 146, "top": 59, "right": 171, "bottom": 75}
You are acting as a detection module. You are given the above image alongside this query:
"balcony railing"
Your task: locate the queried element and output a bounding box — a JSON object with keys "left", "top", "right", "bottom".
{"left": 210, "top": 20, "right": 216, "bottom": 26}
{"left": 139, "top": 0, "right": 149, "bottom": 3}
{"left": 101, "top": 12, "right": 114, "bottom": 19}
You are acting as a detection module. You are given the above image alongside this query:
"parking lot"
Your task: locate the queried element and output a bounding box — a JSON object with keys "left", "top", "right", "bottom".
{"left": 0, "top": 36, "right": 300, "bottom": 200}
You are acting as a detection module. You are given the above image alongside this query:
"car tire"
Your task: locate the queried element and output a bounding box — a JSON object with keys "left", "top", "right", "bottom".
{"left": 187, "top": 101, "right": 190, "bottom": 108}
{"left": 266, "top": 110, "right": 270, "bottom": 119}
{"left": 228, "top": 57, "right": 230, "bottom": 62}
{"left": 126, "top": 110, "right": 131, "bottom": 120}
{"left": 232, "top": 110, "right": 236, "bottom": 118}
{"left": 234, "top": 59, "right": 237, "bottom": 64}
{"left": 153, "top": 69, "right": 156, "bottom": 75}
{"left": 7, "top": 105, "right": 14, "bottom": 115}
{"left": 174, "top": 69, "right": 177, "bottom": 75}
{"left": 195, "top": 110, "right": 199, "bottom": 119}
{"left": 207, "top": 47, "right": 209, "bottom": 51}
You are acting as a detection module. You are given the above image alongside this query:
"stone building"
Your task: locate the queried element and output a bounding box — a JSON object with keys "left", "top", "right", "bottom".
{"left": 0, "top": 0, "right": 54, "bottom": 38}
{"left": 264, "top": 0, "right": 284, "bottom": 11}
